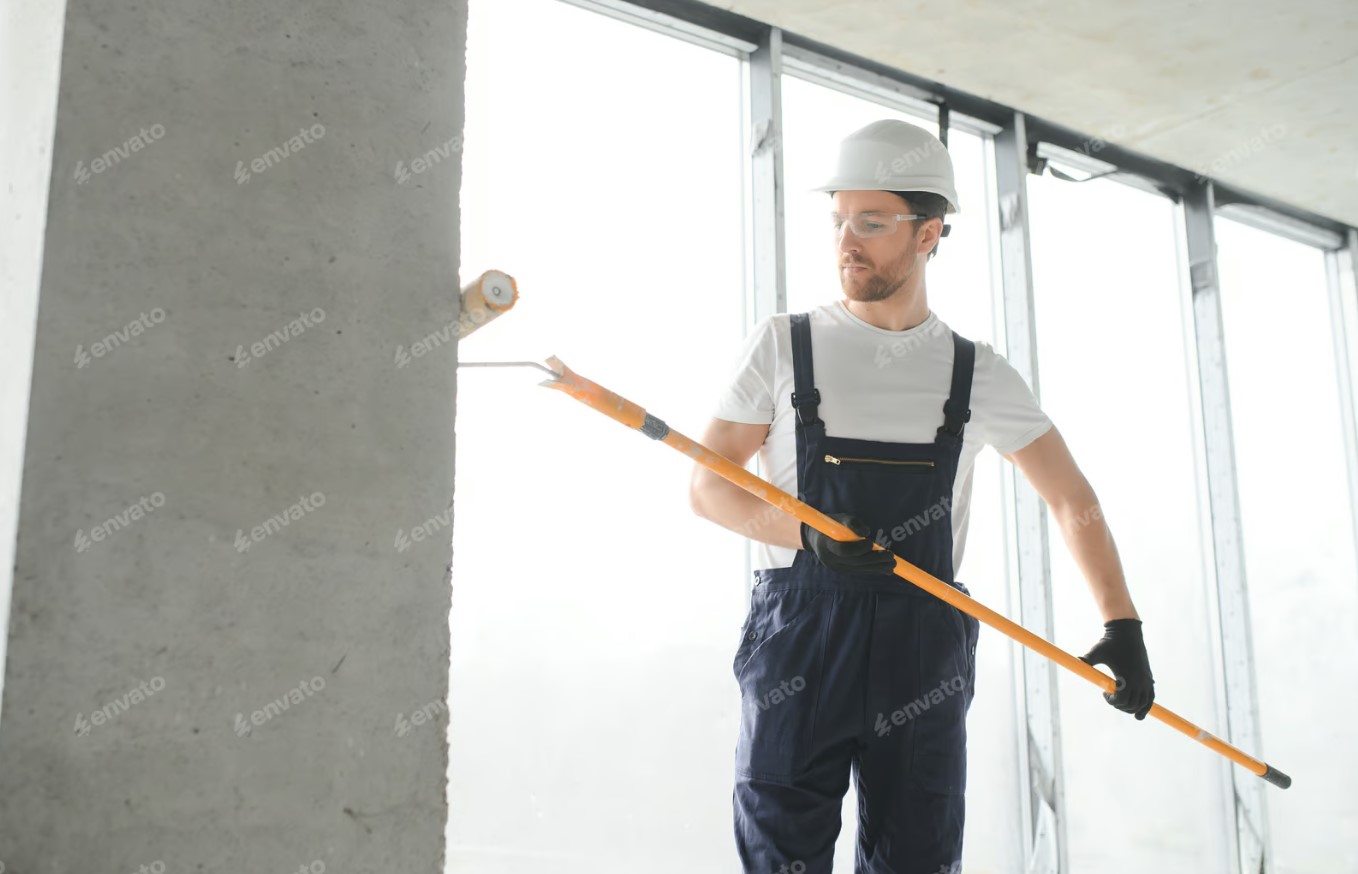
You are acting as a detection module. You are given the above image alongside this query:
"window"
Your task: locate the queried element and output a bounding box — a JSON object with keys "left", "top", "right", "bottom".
{"left": 1028, "top": 172, "right": 1229, "bottom": 871}
{"left": 453, "top": 1, "right": 745, "bottom": 869}
{"left": 1216, "top": 217, "right": 1358, "bottom": 874}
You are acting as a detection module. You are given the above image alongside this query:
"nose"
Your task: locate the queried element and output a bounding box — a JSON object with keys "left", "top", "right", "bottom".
{"left": 837, "top": 226, "right": 863, "bottom": 254}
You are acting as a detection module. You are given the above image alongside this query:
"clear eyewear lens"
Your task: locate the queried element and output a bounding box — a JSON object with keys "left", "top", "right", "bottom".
{"left": 831, "top": 213, "right": 917, "bottom": 239}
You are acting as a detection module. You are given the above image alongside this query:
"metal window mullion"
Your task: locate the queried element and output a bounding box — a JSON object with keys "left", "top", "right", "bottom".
{"left": 746, "top": 25, "right": 786, "bottom": 328}
{"left": 994, "top": 111, "right": 1067, "bottom": 874}
{"left": 1325, "top": 230, "right": 1358, "bottom": 579}
{"left": 740, "top": 25, "right": 785, "bottom": 597}
{"left": 1183, "top": 181, "right": 1271, "bottom": 874}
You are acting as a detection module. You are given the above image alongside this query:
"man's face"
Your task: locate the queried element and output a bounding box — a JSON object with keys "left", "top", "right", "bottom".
{"left": 832, "top": 190, "right": 933, "bottom": 303}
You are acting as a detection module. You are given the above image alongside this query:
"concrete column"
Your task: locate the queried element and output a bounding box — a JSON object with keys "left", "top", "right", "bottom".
{"left": 0, "top": 0, "right": 466, "bottom": 870}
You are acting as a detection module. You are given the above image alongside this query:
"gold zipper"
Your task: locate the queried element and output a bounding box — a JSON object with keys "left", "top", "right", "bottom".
{"left": 824, "top": 454, "right": 935, "bottom": 467}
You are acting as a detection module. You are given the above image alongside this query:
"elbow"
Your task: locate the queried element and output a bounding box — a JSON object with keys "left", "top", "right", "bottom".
{"left": 689, "top": 473, "right": 710, "bottom": 521}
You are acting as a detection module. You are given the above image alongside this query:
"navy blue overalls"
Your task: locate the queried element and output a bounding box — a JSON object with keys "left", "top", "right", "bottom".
{"left": 733, "top": 313, "right": 980, "bottom": 874}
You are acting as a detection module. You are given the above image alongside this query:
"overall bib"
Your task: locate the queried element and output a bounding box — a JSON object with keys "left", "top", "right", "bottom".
{"left": 733, "top": 313, "right": 981, "bottom": 874}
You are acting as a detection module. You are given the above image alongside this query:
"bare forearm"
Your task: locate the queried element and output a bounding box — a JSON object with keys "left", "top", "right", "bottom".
{"left": 1051, "top": 492, "right": 1139, "bottom": 622}
{"left": 691, "top": 476, "right": 803, "bottom": 550}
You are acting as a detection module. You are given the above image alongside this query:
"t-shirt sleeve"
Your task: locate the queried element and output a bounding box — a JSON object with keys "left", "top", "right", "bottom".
{"left": 711, "top": 317, "right": 778, "bottom": 425}
{"left": 971, "top": 342, "right": 1054, "bottom": 454}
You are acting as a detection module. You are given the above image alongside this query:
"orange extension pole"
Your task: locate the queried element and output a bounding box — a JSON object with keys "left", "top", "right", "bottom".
{"left": 538, "top": 355, "right": 1292, "bottom": 790}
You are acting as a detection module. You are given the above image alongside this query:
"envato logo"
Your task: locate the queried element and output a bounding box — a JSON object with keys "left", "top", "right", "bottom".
{"left": 74, "top": 124, "right": 166, "bottom": 184}
{"left": 775, "top": 863, "right": 806, "bottom": 874}
{"left": 75, "top": 492, "right": 166, "bottom": 553}
{"left": 75, "top": 309, "right": 167, "bottom": 368}
{"left": 74, "top": 676, "right": 166, "bottom": 736}
{"left": 874, "top": 675, "right": 965, "bottom": 737}
{"left": 234, "top": 308, "right": 326, "bottom": 367}
{"left": 872, "top": 135, "right": 948, "bottom": 185}
{"left": 394, "top": 698, "right": 447, "bottom": 736}
{"left": 289, "top": 862, "right": 325, "bottom": 874}
{"left": 1192, "top": 123, "right": 1287, "bottom": 183}
{"left": 752, "top": 676, "right": 805, "bottom": 711}
{"left": 128, "top": 862, "right": 165, "bottom": 874}
{"left": 872, "top": 317, "right": 949, "bottom": 368}
{"left": 235, "top": 124, "right": 326, "bottom": 184}
{"left": 234, "top": 492, "right": 325, "bottom": 553}
{"left": 1062, "top": 502, "right": 1104, "bottom": 535}
{"left": 394, "top": 505, "right": 452, "bottom": 553}
{"left": 932, "top": 862, "right": 961, "bottom": 874}
{"left": 234, "top": 676, "right": 325, "bottom": 736}
{"left": 872, "top": 495, "right": 952, "bottom": 551}
{"left": 393, "top": 301, "right": 502, "bottom": 368}
{"left": 1074, "top": 123, "right": 1129, "bottom": 162}
{"left": 394, "top": 133, "right": 464, "bottom": 184}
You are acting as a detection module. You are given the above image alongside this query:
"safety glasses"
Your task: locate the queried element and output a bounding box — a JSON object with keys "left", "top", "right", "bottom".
{"left": 830, "top": 211, "right": 925, "bottom": 239}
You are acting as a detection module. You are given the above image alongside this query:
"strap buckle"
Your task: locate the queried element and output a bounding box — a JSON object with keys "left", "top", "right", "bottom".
{"left": 791, "top": 388, "right": 821, "bottom": 426}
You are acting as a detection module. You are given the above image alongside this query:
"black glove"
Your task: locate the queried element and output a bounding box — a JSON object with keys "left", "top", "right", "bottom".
{"left": 1079, "top": 618, "right": 1155, "bottom": 720}
{"left": 800, "top": 513, "right": 896, "bottom": 575}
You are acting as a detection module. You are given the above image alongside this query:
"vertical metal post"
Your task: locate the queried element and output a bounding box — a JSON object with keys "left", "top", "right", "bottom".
{"left": 745, "top": 26, "right": 786, "bottom": 327}
{"left": 1325, "top": 230, "right": 1358, "bottom": 577}
{"left": 740, "top": 26, "right": 785, "bottom": 592}
{"left": 993, "top": 111, "right": 1067, "bottom": 874}
{"left": 1182, "top": 182, "right": 1272, "bottom": 874}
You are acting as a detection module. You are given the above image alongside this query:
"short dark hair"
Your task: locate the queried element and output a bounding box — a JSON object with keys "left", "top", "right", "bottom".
{"left": 889, "top": 191, "right": 949, "bottom": 260}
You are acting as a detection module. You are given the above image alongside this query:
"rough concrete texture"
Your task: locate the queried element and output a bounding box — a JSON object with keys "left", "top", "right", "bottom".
{"left": 0, "top": 0, "right": 466, "bottom": 870}
{"left": 0, "top": 0, "right": 66, "bottom": 728}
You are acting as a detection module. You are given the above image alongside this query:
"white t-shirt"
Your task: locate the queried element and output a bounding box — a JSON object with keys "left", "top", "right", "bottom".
{"left": 711, "top": 301, "right": 1053, "bottom": 576}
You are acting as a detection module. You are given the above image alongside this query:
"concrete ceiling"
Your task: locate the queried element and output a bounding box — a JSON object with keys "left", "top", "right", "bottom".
{"left": 720, "top": 0, "right": 1358, "bottom": 230}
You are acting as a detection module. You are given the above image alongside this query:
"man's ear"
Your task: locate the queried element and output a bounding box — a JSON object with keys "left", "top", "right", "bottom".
{"left": 916, "top": 217, "right": 944, "bottom": 256}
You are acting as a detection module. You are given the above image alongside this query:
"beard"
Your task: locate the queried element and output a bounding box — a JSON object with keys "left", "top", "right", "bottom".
{"left": 840, "top": 238, "right": 917, "bottom": 302}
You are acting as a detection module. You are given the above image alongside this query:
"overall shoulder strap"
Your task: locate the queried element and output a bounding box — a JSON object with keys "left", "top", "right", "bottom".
{"left": 789, "top": 313, "right": 822, "bottom": 428}
{"left": 938, "top": 331, "right": 975, "bottom": 441}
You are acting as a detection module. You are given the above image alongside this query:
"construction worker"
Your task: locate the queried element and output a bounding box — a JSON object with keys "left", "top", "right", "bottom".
{"left": 689, "top": 119, "right": 1155, "bottom": 873}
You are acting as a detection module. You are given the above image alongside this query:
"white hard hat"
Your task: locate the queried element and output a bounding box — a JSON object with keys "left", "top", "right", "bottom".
{"left": 811, "top": 119, "right": 960, "bottom": 214}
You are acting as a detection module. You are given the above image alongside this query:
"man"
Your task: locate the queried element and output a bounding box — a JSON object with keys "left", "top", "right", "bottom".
{"left": 689, "top": 119, "right": 1155, "bottom": 873}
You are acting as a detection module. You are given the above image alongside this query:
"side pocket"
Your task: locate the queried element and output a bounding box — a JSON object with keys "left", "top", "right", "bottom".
{"left": 910, "top": 599, "right": 972, "bottom": 795}
{"left": 733, "top": 586, "right": 831, "bottom": 782}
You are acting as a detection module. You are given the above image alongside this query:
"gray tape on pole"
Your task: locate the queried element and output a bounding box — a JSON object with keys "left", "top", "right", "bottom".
{"left": 1261, "top": 764, "right": 1292, "bottom": 789}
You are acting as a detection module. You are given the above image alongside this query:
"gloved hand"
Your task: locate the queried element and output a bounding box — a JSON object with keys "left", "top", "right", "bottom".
{"left": 800, "top": 513, "right": 897, "bottom": 575}
{"left": 1079, "top": 618, "right": 1155, "bottom": 720}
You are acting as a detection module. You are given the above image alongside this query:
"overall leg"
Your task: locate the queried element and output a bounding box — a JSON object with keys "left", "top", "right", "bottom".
{"left": 734, "top": 583, "right": 871, "bottom": 873}
{"left": 854, "top": 592, "right": 975, "bottom": 874}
